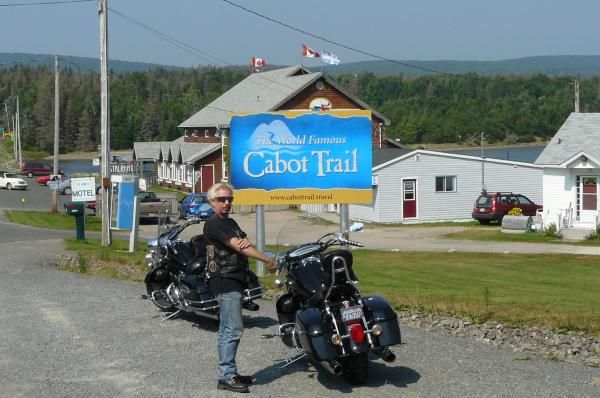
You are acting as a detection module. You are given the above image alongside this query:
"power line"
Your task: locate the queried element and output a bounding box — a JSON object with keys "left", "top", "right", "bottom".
{"left": 109, "top": 7, "right": 231, "bottom": 67}
{"left": 107, "top": 7, "right": 296, "bottom": 94}
{"left": 220, "top": 0, "right": 452, "bottom": 76}
{"left": 0, "top": 0, "right": 93, "bottom": 7}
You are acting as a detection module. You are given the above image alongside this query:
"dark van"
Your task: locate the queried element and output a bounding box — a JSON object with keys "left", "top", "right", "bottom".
{"left": 21, "top": 161, "right": 53, "bottom": 178}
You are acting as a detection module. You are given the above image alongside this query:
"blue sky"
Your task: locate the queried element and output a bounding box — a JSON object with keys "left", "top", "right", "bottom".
{"left": 2, "top": 0, "right": 599, "bottom": 67}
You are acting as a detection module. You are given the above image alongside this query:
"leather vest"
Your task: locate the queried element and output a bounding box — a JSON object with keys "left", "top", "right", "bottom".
{"left": 206, "top": 242, "right": 247, "bottom": 282}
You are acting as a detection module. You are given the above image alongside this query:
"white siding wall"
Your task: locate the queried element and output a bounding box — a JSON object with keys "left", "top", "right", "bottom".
{"left": 348, "top": 187, "right": 380, "bottom": 222}
{"left": 350, "top": 152, "right": 543, "bottom": 223}
{"left": 542, "top": 169, "right": 570, "bottom": 214}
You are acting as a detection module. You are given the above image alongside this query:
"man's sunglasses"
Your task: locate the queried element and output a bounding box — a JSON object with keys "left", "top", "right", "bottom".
{"left": 214, "top": 196, "right": 234, "bottom": 203}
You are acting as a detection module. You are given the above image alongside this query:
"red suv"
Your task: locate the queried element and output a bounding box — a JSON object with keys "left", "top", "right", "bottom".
{"left": 472, "top": 191, "right": 542, "bottom": 225}
{"left": 21, "top": 161, "right": 53, "bottom": 178}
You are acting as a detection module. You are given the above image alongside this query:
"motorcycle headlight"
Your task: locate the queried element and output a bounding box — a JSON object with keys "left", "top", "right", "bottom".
{"left": 147, "top": 239, "right": 158, "bottom": 248}
{"left": 145, "top": 254, "right": 154, "bottom": 262}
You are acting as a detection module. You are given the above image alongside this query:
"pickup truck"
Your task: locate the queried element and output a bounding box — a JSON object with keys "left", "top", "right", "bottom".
{"left": 86, "top": 191, "right": 171, "bottom": 219}
{"left": 139, "top": 191, "right": 171, "bottom": 218}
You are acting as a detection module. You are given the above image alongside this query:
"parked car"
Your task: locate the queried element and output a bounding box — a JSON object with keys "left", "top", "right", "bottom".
{"left": 178, "top": 193, "right": 214, "bottom": 219}
{"left": 37, "top": 172, "right": 66, "bottom": 186}
{"left": 21, "top": 161, "right": 53, "bottom": 178}
{"left": 48, "top": 178, "right": 102, "bottom": 196}
{"left": 0, "top": 171, "right": 28, "bottom": 190}
{"left": 139, "top": 191, "right": 171, "bottom": 219}
{"left": 472, "top": 191, "right": 542, "bottom": 225}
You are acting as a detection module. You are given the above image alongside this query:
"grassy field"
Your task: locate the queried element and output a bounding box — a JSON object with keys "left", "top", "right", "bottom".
{"left": 443, "top": 227, "right": 600, "bottom": 245}
{"left": 347, "top": 250, "right": 600, "bottom": 335}
{"left": 5, "top": 210, "right": 102, "bottom": 231}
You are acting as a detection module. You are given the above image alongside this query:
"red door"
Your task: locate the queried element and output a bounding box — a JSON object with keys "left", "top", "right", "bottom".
{"left": 402, "top": 179, "right": 417, "bottom": 218}
{"left": 200, "top": 165, "right": 214, "bottom": 193}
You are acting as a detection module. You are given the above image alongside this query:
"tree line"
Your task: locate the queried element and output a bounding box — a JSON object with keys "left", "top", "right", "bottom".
{"left": 1, "top": 65, "right": 597, "bottom": 154}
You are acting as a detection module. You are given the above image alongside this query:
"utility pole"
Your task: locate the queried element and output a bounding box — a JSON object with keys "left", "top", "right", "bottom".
{"left": 12, "top": 115, "right": 16, "bottom": 161}
{"left": 16, "top": 96, "right": 21, "bottom": 166}
{"left": 52, "top": 55, "right": 60, "bottom": 213}
{"left": 99, "top": 0, "right": 112, "bottom": 246}
{"left": 573, "top": 79, "right": 580, "bottom": 113}
{"left": 480, "top": 131, "right": 486, "bottom": 193}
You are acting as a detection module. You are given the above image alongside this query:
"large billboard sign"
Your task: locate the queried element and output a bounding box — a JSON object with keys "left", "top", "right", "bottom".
{"left": 230, "top": 110, "right": 372, "bottom": 205}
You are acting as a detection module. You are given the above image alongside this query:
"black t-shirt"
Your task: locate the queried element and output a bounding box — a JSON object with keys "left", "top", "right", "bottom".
{"left": 203, "top": 215, "right": 248, "bottom": 294}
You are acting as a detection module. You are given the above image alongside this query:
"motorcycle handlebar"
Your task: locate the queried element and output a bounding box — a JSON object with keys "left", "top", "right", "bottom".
{"left": 338, "top": 237, "right": 364, "bottom": 247}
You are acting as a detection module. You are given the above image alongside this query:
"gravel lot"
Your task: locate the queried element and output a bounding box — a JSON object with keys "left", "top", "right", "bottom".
{"left": 2, "top": 186, "right": 600, "bottom": 396}
{"left": 1, "top": 239, "right": 599, "bottom": 398}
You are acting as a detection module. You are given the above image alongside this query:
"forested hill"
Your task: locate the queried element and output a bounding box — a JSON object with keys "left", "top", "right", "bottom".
{"left": 3, "top": 53, "right": 600, "bottom": 76}
{"left": 0, "top": 53, "right": 183, "bottom": 73}
{"left": 323, "top": 55, "right": 600, "bottom": 77}
{"left": 2, "top": 64, "right": 600, "bottom": 155}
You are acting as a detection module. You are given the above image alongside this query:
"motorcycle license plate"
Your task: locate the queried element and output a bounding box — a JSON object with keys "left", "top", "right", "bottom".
{"left": 341, "top": 306, "right": 363, "bottom": 322}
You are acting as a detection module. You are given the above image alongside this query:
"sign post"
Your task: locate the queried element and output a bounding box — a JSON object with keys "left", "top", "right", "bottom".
{"left": 230, "top": 110, "right": 372, "bottom": 276}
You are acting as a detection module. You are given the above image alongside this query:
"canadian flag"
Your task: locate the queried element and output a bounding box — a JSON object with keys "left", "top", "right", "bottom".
{"left": 301, "top": 44, "right": 320, "bottom": 58}
{"left": 251, "top": 57, "right": 267, "bottom": 68}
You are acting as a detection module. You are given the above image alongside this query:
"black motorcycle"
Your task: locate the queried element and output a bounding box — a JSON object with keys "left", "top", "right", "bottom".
{"left": 143, "top": 217, "right": 263, "bottom": 321}
{"left": 268, "top": 222, "right": 401, "bottom": 385}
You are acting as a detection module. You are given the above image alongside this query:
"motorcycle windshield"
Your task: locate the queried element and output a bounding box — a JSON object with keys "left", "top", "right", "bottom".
{"left": 289, "top": 258, "right": 323, "bottom": 305}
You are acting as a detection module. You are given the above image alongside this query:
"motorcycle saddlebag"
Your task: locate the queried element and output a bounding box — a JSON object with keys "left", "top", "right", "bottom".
{"left": 362, "top": 295, "right": 402, "bottom": 347}
{"left": 295, "top": 308, "right": 338, "bottom": 361}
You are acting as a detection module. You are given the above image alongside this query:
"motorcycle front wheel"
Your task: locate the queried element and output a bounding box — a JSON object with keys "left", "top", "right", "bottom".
{"left": 146, "top": 281, "right": 176, "bottom": 311}
{"left": 340, "top": 352, "right": 369, "bottom": 385}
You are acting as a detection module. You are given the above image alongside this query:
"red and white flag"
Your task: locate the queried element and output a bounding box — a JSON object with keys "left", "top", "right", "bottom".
{"left": 301, "top": 44, "right": 320, "bottom": 58}
{"left": 251, "top": 57, "right": 267, "bottom": 68}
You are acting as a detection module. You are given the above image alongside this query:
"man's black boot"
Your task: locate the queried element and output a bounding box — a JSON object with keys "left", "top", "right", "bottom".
{"left": 242, "top": 300, "right": 259, "bottom": 311}
{"left": 217, "top": 376, "right": 250, "bottom": 393}
{"left": 235, "top": 373, "right": 257, "bottom": 385}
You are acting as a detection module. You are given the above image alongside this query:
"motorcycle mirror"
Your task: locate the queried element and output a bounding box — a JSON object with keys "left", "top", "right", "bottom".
{"left": 349, "top": 222, "right": 364, "bottom": 233}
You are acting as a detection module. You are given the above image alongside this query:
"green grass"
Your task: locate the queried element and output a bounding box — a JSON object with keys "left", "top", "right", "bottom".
{"left": 347, "top": 249, "right": 600, "bottom": 335}
{"left": 5, "top": 210, "right": 102, "bottom": 231}
{"left": 147, "top": 185, "right": 186, "bottom": 201}
{"left": 60, "top": 238, "right": 147, "bottom": 281}
{"left": 443, "top": 228, "right": 600, "bottom": 246}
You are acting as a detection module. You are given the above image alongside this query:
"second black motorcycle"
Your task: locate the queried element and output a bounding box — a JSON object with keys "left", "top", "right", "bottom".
{"left": 267, "top": 222, "right": 401, "bottom": 385}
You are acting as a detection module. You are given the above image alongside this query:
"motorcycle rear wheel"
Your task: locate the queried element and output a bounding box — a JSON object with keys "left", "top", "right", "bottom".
{"left": 340, "top": 352, "right": 369, "bottom": 385}
{"left": 146, "top": 281, "right": 176, "bottom": 311}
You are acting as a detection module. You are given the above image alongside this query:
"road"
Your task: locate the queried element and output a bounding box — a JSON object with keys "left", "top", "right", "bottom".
{"left": 4, "top": 181, "right": 600, "bottom": 256}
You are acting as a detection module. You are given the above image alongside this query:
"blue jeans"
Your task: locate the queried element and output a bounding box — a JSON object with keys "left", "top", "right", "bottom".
{"left": 217, "top": 290, "right": 244, "bottom": 380}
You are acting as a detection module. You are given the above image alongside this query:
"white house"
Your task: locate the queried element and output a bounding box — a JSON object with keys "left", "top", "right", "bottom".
{"left": 347, "top": 148, "right": 543, "bottom": 224}
{"left": 535, "top": 113, "right": 600, "bottom": 234}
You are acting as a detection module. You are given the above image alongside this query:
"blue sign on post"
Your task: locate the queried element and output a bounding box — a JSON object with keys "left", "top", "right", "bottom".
{"left": 111, "top": 175, "right": 139, "bottom": 230}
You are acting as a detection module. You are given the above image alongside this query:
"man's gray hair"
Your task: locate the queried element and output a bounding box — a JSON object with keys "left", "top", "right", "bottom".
{"left": 207, "top": 182, "right": 235, "bottom": 201}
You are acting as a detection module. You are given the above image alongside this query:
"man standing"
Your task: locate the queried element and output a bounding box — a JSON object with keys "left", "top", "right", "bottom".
{"left": 203, "top": 182, "right": 276, "bottom": 393}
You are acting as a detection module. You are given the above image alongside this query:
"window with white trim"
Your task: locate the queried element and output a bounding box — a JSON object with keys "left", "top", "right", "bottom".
{"left": 435, "top": 176, "right": 456, "bottom": 192}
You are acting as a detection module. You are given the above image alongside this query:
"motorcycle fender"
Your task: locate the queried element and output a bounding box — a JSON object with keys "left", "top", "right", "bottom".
{"left": 295, "top": 308, "right": 338, "bottom": 361}
{"left": 362, "top": 295, "right": 402, "bottom": 347}
{"left": 144, "top": 267, "right": 168, "bottom": 284}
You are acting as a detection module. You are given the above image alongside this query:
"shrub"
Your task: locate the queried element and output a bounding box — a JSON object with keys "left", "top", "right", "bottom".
{"left": 544, "top": 223, "right": 562, "bottom": 239}
{"left": 508, "top": 207, "right": 523, "bottom": 216}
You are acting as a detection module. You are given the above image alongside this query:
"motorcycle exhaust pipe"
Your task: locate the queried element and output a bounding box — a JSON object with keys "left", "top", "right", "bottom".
{"left": 377, "top": 348, "right": 396, "bottom": 363}
{"left": 320, "top": 360, "right": 343, "bottom": 376}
